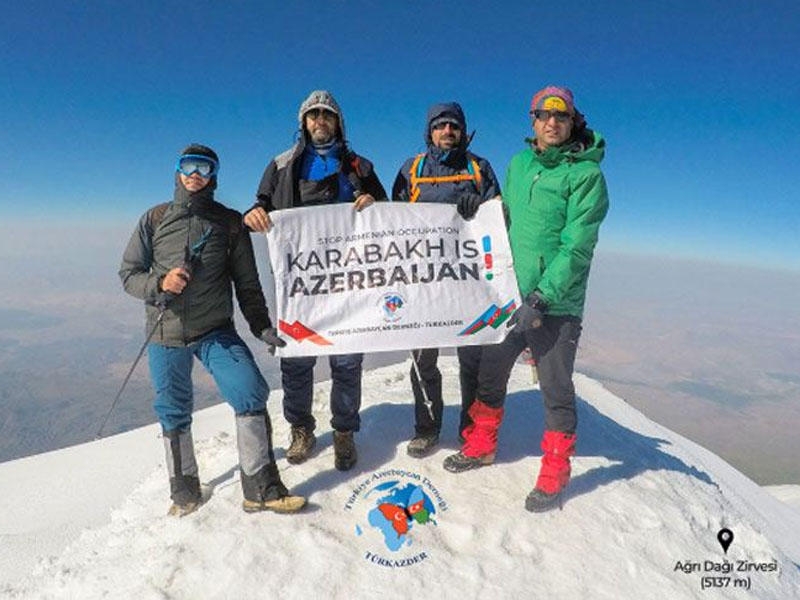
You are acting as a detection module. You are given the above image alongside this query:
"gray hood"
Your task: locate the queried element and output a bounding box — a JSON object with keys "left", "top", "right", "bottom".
{"left": 297, "top": 90, "right": 346, "bottom": 141}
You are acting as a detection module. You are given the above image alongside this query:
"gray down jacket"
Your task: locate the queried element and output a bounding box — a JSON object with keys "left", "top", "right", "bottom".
{"left": 119, "top": 182, "right": 272, "bottom": 346}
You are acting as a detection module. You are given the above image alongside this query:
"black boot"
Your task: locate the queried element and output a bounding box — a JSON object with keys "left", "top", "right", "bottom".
{"left": 163, "top": 428, "right": 201, "bottom": 517}
{"left": 407, "top": 431, "right": 439, "bottom": 458}
{"left": 168, "top": 475, "right": 201, "bottom": 515}
{"left": 333, "top": 430, "right": 357, "bottom": 471}
{"left": 443, "top": 451, "right": 494, "bottom": 473}
{"left": 525, "top": 488, "right": 563, "bottom": 513}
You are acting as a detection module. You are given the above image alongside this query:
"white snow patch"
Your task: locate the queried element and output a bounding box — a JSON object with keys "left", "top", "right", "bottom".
{"left": 1, "top": 358, "right": 799, "bottom": 599}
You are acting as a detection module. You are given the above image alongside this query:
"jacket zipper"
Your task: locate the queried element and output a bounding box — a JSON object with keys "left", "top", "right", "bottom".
{"left": 528, "top": 170, "right": 542, "bottom": 206}
{"left": 183, "top": 204, "right": 192, "bottom": 343}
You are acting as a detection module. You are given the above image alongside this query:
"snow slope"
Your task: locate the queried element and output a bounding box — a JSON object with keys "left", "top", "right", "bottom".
{"left": 2, "top": 357, "right": 799, "bottom": 599}
{"left": 766, "top": 486, "right": 800, "bottom": 512}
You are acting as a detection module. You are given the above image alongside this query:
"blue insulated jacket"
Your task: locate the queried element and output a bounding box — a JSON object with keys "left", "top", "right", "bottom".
{"left": 391, "top": 102, "right": 500, "bottom": 203}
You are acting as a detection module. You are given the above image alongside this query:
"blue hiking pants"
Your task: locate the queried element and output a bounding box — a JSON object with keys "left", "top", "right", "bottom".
{"left": 148, "top": 328, "right": 269, "bottom": 432}
{"left": 280, "top": 353, "right": 363, "bottom": 433}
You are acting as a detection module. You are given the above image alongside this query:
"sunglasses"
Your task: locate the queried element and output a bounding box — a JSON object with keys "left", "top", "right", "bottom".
{"left": 432, "top": 121, "right": 462, "bottom": 132}
{"left": 176, "top": 154, "right": 219, "bottom": 178}
{"left": 533, "top": 109, "right": 572, "bottom": 124}
{"left": 305, "top": 108, "right": 337, "bottom": 121}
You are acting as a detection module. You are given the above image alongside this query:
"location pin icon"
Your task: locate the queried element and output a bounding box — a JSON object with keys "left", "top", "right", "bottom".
{"left": 717, "top": 528, "right": 734, "bottom": 554}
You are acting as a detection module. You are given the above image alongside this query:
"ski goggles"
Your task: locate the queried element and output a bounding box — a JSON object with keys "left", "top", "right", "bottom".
{"left": 532, "top": 109, "right": 572, "bottom": 124}
{"left": 176, "top": 154, "right": 219, "bottom": 178}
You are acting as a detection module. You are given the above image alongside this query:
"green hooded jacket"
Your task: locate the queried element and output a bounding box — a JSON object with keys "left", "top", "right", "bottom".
{"left": 503, "top": 130, "right": 609, "bottom": 318}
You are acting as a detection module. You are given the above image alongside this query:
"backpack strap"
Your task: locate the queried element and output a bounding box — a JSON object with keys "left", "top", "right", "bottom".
{"left": 146, "top": 202, "right": 170, "bottom": 234}
{"left": 469, "top": 157, "right": 482, "bottom": 190}
{"left": 348, "top": 153, "right": 362, "bottom": 178}
{"left": 408, "top": 153, "right": 425, "bottom": 202}
{"left": 344, "top": 152, "right": 364, "bottom": 196}
{"left": 147, "top": 201, "right": 240, "bottom": 257}
{"left": 408, "top": 153, "right": 483, "bottom": 202}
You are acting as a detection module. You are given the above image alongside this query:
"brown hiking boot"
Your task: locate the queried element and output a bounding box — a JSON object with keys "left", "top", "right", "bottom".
{"left": 240, "top": 462, "right": 306, "bottom": 514}
{"left": 286, "top": 426, "right": 316, "bottom": 464}
{"left": 167, "top": 474, "right": 202, "bottom": 516}
{"left": 167, "top": 500, "right": 201, "bottom": 517}
{"left": 333, "top": 430, "right": 357, "bottom": 471}
{"left": 242, "top": 494, "right": 307, "bottom": 514}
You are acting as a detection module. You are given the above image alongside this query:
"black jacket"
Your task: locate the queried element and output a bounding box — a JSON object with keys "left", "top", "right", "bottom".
{"left": 248, "top": 136, "right": 387, "bottom": 214}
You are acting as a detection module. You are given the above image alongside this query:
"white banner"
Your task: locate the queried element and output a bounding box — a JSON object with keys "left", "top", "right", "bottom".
{"left": 264, "top": 199, "right": 520, "bottom": 357}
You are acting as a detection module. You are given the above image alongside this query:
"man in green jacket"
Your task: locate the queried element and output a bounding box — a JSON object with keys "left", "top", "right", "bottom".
{"left": 443, "top": 86, "right": 609, "bottom": 513}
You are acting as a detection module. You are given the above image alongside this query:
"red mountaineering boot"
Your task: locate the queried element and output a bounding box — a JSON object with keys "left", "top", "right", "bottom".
{"left": 443, "top": 399, "right": 504, "bottom": 473}
{"left": 525, "top": 430, "right": 576, "bottom": 512}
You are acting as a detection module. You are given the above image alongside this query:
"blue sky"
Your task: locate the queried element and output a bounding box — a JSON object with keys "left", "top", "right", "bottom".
{"left": 2, "top": 1, "right": 798, "bottom": 270}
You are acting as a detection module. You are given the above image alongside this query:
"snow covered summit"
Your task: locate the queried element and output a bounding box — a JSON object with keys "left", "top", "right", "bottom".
{"left": 2, "top": 357, "right": 799, "bottom": 599}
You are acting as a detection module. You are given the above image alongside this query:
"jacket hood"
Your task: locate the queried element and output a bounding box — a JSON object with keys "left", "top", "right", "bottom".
{"left": 173, "top": 175, "right": 216, "bottom": 207}
{"left": 424, "top": 102, "right": 467, "bottom": 146}
{"left": 298, "top": 90, "right": 346, "bottom": 142}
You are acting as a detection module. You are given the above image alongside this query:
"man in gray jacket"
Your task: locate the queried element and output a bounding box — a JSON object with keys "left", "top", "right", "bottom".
{"left": 120, "top": 143, "right": 305, "bottom": 516}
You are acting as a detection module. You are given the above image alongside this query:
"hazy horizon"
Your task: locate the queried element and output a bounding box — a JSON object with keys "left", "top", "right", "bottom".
{"left": 1, "top": 224, "right": 798, "bottom": 485}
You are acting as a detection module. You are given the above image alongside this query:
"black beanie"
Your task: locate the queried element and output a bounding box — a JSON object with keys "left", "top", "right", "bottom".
{"left": 180, "top": 143, "right": 219, "bottom": 164}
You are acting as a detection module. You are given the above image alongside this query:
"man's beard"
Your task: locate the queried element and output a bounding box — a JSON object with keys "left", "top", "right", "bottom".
{"left": 310, "top": 127, "right": 336, "bottom": 145}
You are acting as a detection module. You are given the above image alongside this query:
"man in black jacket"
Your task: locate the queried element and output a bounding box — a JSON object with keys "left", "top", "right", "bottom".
{"left": 120, "top": 144, "right": 305, "bottom": 516}
{"left": 244, "top": 91, "right": 387, "bottom": 471}
{"left": 392, "top": 102, "right": 501, "bottom": 458}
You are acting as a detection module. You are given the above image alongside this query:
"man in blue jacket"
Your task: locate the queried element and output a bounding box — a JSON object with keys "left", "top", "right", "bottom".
{"left": 245, "top": 91, "right": 387, "bottom": 471}
{"left": 392, "top": 102, "right": 501, "bottom": 458}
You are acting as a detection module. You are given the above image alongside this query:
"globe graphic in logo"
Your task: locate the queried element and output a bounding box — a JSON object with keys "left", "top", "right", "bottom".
{"left": 357, "top": 480, "right": 437, "bottom": 552}
{"left": 380, "top": 292, "right": 406, "bottom": 322}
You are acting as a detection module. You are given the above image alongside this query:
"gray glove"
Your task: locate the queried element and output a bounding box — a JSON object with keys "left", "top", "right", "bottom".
{"left": 259, "top": 328, "right": 287, "bottom": 355}
{"left": 507, "top": 292, "right": 546, "bottom": 331}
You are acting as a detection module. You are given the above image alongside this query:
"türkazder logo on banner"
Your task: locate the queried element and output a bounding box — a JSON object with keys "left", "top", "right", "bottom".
{"left": 264, "top": 199, "right": 520, "bottom": 357}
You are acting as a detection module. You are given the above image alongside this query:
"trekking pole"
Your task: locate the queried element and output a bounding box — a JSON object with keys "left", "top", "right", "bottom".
{"left": 521, "top": 347, "right": 539, "bottom": 386}
{"left": 409, "top": 350, "right": 435, "bottom": 421}
{"left": 96, "top": 302, "right": 168, "bottom": 439}
{"left": 97, "top": 227, "right": 212, "bottom": 439}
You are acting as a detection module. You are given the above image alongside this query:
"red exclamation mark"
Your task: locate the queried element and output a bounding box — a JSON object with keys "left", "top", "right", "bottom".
{"left": 482, "top": 235, "right": 493, "bottom": 280}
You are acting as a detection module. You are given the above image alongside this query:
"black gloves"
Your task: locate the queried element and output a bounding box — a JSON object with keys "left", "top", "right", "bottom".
{"left": 259, "top": 327, "right": 287, "bottom": 355}
{"left": 456, "top": 192, "right": 483, "bottom": 219}
{"left": 507, "top": 292, "right": 546, "bottom": 332}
